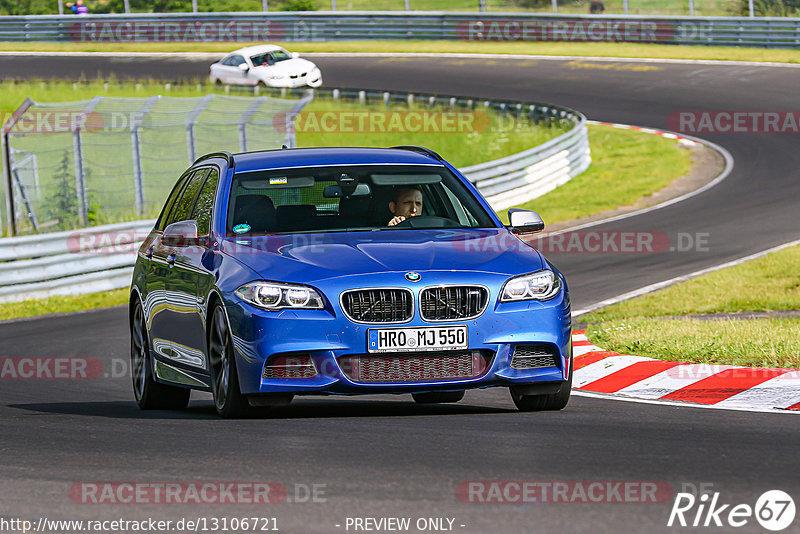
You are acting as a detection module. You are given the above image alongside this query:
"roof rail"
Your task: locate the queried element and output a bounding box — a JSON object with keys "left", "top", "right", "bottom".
{"left": 193, "top": 151, "right": 234, "bottom": 167}
{"left": 390, "top": 145, "right": 444, "bottom": 161}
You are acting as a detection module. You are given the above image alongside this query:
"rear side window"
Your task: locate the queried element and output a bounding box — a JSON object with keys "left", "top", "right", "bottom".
{"left": 168, "top": 168, "right": 209, "bottom": 226}
{"left": 155, "top": 172, "right": 192, "bottom": 232}
{"left": 191, "top": 168, "right": 220, "bottom": 236}
{"left": 223, "top": 54, "right": 245, "bottom": 66}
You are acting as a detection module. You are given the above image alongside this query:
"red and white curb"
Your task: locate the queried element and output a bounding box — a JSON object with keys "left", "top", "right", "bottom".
{"left": 571, "top": 330, "right": 800, "bottom": 413}
{"left": 586, "top": 120, "right": 700, "bottom": 148}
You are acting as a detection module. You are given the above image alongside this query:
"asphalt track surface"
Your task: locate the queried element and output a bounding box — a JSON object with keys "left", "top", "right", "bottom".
{"left": 1, "top": 54, "right": 800, "bottom": 533}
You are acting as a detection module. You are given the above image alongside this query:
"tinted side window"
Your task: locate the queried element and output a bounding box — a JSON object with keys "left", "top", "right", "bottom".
{"left": 156, "top": 172, "right": 192, "bottom": 231}
{"left": 230, "top": 55, "right": 245, "bottom": 66}
{"left": 191, "top": 168, "right": 219, "bottom": 236}
{"left": 168, "top": 169, "right": 208, "bottom": 226}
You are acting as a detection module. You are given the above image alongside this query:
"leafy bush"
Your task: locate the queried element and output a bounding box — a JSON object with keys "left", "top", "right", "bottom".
{"left": 733, "top": 0, "right": 800, "bottom": 15}
{"left": 279, "top": 0, "right": 317, "bottom": 9}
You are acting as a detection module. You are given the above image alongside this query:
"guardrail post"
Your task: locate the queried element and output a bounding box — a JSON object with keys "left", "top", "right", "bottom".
{"left": 9, "top": 155, "right": 39, "bottom": 233}
{"left": 1, "top": 97, "right": 35, "bottom": 237}
{"left": 238, "top": 97, "right": 265, "bottom": 152}
{"left": 358, "top": 91, "right": 366, "bottom": 106}
{"left": 185, "top": 94, "right": 215, "bottom": 164}
{"left": 72, "top": 96, "right": 104, "bottom": 227}
{"left": 383, "top": 92, "right": 390, "bottom": 107}
{"left": 283, "top": 91, "right": 315, "bottom": 149}
{"left": 123, "top": 0, "right": 130, "bottom": 13}
{"left": 1, "top": 131, "right": 13, "bottom": 236}
{"left": 72, "top": 128, "right": 88, "bottom": 226}
{"left": 130, "top": 95, "right": 159, "bottom": 217}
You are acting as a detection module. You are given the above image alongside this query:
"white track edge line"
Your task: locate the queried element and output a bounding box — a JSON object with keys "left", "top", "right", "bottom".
{"left": 572, "top": 390, "right": 800, "bottom": 414}
{"left": 4, "top": 51, "right": 800, "bottom": 69}
{"left": 573, "top": 238, "right": 800, "bottom": 317}
{"left": 541, "top": 127, "right": 735, "bottom": 238}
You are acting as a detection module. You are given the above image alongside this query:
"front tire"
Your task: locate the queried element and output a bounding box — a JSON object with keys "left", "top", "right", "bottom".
{"left": 130, "top": 300, "right": 190, "bottom": 410}
{"left": 510, "top": 356, "right": 573, "bottom": 412}
{"left": 412, "top": 391, "right": 465, "bottom": 404}
{"left": 208, "top": 304, "right": 256, "bottom": 418}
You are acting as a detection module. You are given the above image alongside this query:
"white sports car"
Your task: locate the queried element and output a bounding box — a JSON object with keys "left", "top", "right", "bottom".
{"left": 209, "top": 45, "right": 323, "bottom": 89}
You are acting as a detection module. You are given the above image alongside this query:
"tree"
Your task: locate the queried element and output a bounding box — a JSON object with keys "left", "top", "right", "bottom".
{"left": 46, "top": 151, "right": 80, "bottom": 230}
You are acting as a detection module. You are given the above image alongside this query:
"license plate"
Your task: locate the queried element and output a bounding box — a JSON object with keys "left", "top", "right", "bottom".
{"left": 367, "top": 325, "right": 468, "bottom": 353}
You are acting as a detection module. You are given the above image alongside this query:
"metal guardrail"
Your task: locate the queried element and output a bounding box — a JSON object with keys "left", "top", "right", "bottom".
{"left": 0, "top": 12, "right": 799, "bottom": 47}
{"left": 0, "top": 219, "right": 153, "bottom": 302}
{"left": 0, "top": 86, "right": 589, "bottom": 303}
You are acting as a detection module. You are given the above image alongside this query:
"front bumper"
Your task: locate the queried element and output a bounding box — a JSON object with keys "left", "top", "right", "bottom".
{"left": 225, "top": 281, "right": 571, "bottom": 396}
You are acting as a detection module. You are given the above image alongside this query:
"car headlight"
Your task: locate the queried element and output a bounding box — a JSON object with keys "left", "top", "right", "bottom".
{"left": 236, "top": 281, "right": 324, "bottom": 310}
{"left": 500, "top": 270, "right": 561, "bottom": 302}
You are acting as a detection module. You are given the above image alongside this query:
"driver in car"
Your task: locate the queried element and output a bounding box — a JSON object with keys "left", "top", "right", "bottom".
{"left": 387, "top": 186, "right": 423, "bottom": 226}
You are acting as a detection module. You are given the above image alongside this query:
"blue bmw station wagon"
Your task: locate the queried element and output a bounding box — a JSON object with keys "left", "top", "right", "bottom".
{"left": 130, "top": 146, "right": 572, "bottom": 418}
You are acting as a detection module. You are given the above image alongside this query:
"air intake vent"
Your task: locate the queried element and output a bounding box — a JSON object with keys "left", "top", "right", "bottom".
{"left": 510, "top": 344, "right": 558, "bottom": 370}
{"left": 420, "top": 286, "right": 489, "bottom": 321}
{"left": 341, "top": 288, "right": 413, "bottom": 324}
{"left": 263, "top": 354, "right": 317, "bottom": 379}
{"left": 339, "top": 350, "right": 493, "bottom": 383}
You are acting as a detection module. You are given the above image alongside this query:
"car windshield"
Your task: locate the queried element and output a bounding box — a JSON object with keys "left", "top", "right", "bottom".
{"left": 226, "top": 164, "right": 496, "bottom": 235}
{"left": 250, "top": 50, "right": 291, "bottom": 66}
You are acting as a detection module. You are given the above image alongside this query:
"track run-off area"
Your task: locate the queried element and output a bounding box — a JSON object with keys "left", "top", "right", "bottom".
{"left": 1, "top": 53, "right": 799, "bottom": 533}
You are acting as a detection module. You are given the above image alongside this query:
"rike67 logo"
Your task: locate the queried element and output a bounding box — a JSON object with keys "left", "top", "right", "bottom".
{"left": 668, "top": 490, "right": 796, "bottom": 531}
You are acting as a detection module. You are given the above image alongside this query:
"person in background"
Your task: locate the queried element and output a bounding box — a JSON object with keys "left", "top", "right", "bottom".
{"left": 589, "top": 0, "right": 606, "bottom": 13}
{"left": 387, "top": 186, "right": 423, "bottom": 227}
{"left": 66, "top": 0, "right": 89, "bottom": 15}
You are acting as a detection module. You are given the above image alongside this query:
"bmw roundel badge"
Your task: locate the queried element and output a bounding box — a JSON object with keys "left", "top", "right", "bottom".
{"left": 405, "top": 272, "right": 421, "bottom": 282}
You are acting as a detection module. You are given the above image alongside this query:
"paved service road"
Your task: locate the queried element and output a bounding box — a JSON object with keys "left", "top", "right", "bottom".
{"left": 1, "top": 54, "right": 799, "bottom": 533}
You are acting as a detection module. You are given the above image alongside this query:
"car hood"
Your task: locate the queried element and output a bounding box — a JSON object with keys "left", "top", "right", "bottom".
{"left": 222, "top": 229, "right": 544, "bottom": 283}
{"left": 253, "top": 57, "right": 317, "bottom": 74}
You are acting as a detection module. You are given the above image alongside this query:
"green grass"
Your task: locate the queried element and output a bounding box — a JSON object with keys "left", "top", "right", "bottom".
{"left": 587, "top": 317, "right": 800, "bottom": 368}
{"left": 507, "top": 123, "right": 692, "bottom": 224}
{"left": 2, "top": 40, "right": 800, "bottom": 64}
{"left": 295, "top": 99, "right": 570, "bottom": 168}
{"left": 583, "top": 244, "right": 800, "bottom": 367}
{"left": 583, "top": 244, "right": 800, "bottom": 321}
{"left": 0, "top": 79, "right": 569, "bottom": 233}
{"left": 0, "top": 288, "right": 129, "bottom": 322}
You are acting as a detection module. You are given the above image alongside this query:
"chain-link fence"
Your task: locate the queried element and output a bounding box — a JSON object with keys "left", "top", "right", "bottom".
{"left": 1, "top": 92, "right": 312, "bottom": 236}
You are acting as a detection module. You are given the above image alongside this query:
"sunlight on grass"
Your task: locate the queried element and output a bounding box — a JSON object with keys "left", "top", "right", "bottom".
{"left": 584, "top": 245, "right": 800, "bottom": 321}
{"left": 588, "top": 317, "right": 800, "bottom": 368}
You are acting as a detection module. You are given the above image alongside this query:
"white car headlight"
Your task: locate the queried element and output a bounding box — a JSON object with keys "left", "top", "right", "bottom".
{"left": 236, "top": 281, "right": 324, "bottom": 310}
{"left": 500, "top": 270, "right": 561, "bottom": 302}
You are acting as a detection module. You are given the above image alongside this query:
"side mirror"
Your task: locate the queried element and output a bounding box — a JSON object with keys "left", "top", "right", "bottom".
{"left": 508, "top": 209, "right": 545, "bottom": 234}
{"left": 238, "top": 63, "right": 250, "bottom": 72}
{"left": 291, "top": 52, "right": 299, "bottom": 59}
{"left": 162, "top": 220, "right": 199, "bottom": 246}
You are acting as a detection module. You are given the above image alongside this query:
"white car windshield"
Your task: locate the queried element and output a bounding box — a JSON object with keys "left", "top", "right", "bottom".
{"left": 250, "top": 50, "right": 291, "bottom": 66}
